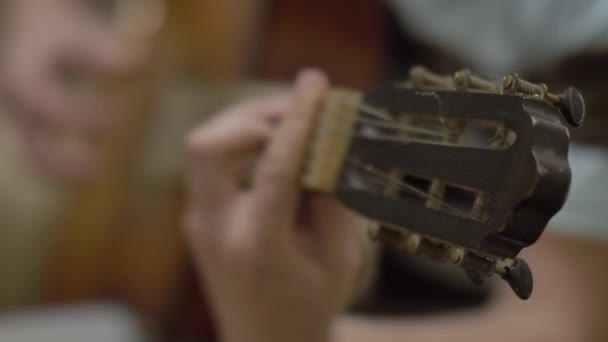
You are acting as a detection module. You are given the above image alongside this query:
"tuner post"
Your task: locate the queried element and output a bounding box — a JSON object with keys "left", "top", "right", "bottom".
{"left": 454, "top": 69, "right": 498, "bottom": 92}
{"left": 409, "top": 66, "right": 454, "bottom": 88}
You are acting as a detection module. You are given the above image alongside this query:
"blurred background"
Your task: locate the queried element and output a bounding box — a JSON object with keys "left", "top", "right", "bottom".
{"left": 1, "top": 0, "right": 608, "bottom": 341}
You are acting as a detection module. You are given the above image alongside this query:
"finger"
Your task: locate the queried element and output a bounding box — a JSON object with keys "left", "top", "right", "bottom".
{"left": 252, "top": 70, "right": 329, "bottom": 227}
{"left": 70, "top": 23, "right": 149, "bottom": 75}
{"left": 186, "top": 95, "right": 290, "bottom": 218}
{"left": 114, "top": 0, "right": 167, "bottom": 40}
{"left": 186, "top": 95, "right": 289, "bottom": 168}
{"left": 20, "top": 119, "right": 99, "bottom": 183}
{"left": 6, "top": 49, "right": 118, "bottom": 131}
{"left": 185, "top": 96, "right": 288, "bottom": 252}
{"left": 191, "top": 95, "right": 290, "bottom": 154}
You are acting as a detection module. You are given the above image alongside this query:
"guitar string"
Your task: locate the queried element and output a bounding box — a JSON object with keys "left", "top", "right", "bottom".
{"left": 340, "top": 98, "right": 393, "bottom": 121}
{"left": 351, "top": 133, "right": 467, "bottom": 147}
{"left": 339, "top": 99, "right": 450, "bottom": 138}
{"left": 317, "top": 121, "right": 448, "bottom": 145}
{"left": 355, "top": 117, "right": 447, "bottom": 138}
{"left": 344, "top": 100, "right": 470, "bottom": 217}
{"left": 318, "top": 98, "right": 477, "bottom": 219}
{"left": 316, "top": 115, "right": 451, "bottom": 146}
{"left": 346, "top": 159, "right": 475, "bottom": 219}
{"left": 353, "top": 173, "right": 470, "bottom": 219}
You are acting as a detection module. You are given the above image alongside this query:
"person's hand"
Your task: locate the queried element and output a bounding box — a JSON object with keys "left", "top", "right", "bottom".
{"left": 184, "top": 70, "right": 366, "bottom": 342}
{"left": 2, "top": 0, "right": 161, "bottom": 181}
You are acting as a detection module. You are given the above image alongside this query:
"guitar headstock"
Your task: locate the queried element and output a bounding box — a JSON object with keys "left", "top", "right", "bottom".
{"left": 303, "top": 66, "right": 586, "bottom": 300}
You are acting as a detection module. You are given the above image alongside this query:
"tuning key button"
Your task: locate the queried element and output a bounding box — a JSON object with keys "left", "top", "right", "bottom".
{"left": 557, "top": 87, "right": 586, "bottom": 127}
{"left": 501, "top": 258, "right": 534, "bottom": 300}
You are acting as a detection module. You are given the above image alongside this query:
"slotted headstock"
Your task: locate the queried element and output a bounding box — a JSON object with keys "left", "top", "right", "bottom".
{"left": 303, "top": 66, "right": 585, "bottom": 300}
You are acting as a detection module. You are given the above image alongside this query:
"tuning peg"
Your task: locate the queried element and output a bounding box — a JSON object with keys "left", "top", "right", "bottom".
{"left": 498, "top": 258, "right": 534, "bottom": 300}
{"left": 409, "top": 66, "right": 454, "bottom": 88}
{"left": 503, "top": 73, "right": 586, "bottom": 127}
{"left": 556, "top": 87, "right": 586, "bottom": 127}
{"left": 453, "top": 69, "right": 498, "bottom": 92}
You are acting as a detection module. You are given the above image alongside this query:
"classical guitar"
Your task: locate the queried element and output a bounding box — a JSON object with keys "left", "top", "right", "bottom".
{"left": 302, "top": 66, "right": 585, "bottom": 300}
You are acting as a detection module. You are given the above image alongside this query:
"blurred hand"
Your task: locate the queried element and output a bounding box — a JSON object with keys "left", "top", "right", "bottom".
{"left": 184, "top": 70, "right": 365, "bottom": 342}
{"left": 2, "top": 0, "right": 160, "bottom": 181}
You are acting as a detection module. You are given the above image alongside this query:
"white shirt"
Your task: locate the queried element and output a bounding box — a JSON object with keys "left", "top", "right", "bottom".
{"left": 549, "top": 144, "right": 608, "bottom": 240}
{"left": 387, "top": 0, "right": 608, "bottom": 75}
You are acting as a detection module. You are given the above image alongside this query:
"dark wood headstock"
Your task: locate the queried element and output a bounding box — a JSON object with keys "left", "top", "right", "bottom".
{"left": 303, "top": 66, "right": 586, "bottom": 299}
